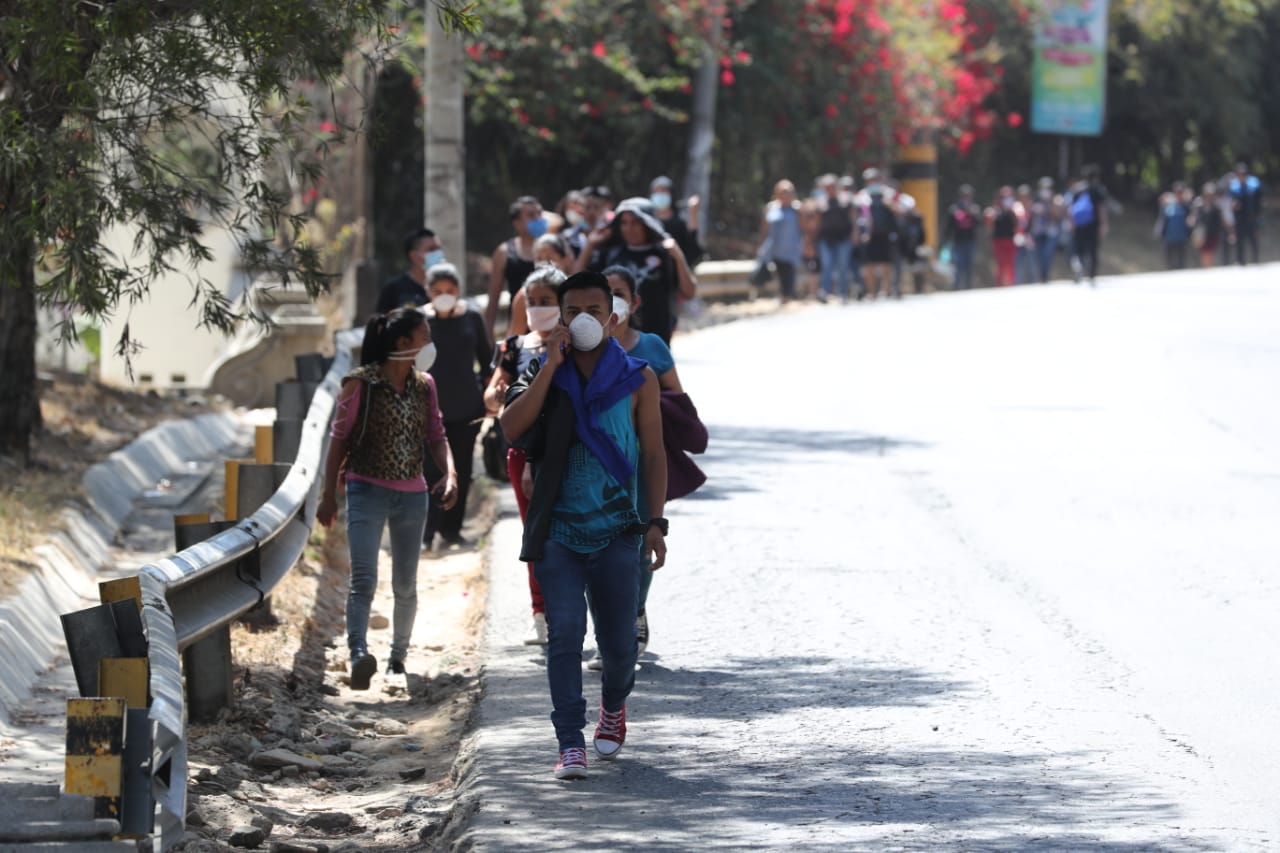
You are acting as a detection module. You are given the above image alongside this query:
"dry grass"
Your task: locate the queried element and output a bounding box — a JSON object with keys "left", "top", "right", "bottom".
{"left": 0, "top": 375, "right": 222, "bottom": 597}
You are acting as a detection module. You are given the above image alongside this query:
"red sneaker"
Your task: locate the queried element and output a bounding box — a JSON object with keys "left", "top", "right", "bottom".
{"left": 593, "top": 703, "right": 626, "bottom": 760}
{"left": 554, "top": 747, "right": 589, "bottom": 780}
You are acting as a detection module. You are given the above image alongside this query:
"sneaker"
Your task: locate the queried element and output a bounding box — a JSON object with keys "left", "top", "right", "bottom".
{"left": 350, "top": 652, "right": 377, "bottom": 690}
{"left": 586, "top": 653, "right": 603, "bottom": 671}
{"left": 593, "top": 703, "right": 626, "bottom": 760}
{"left": 1070, "top": 256, "right": 1083, "bottom": 283}
{"left": 386, "top": 658, "right": 406, "bottom": 675}
{"left": 554, "top": 747, "right": 589, "bottom": 780}
{"left": 523, "top": 612, "right": 548, "bottom": 646}
{"left": 636, "top": 612, "right": 649, "bottom": 656}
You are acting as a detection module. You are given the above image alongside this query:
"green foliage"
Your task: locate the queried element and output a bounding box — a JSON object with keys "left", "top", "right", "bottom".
{"left": 0, "top": 0, "right": 479, "bottom": 357}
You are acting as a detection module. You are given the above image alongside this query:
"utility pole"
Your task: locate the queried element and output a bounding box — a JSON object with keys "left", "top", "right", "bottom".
{"left": 684, "top": 13, "right": 722, "bottom": 242}
{"left": 424, "top": 3, "right": 467, "bottom": 291}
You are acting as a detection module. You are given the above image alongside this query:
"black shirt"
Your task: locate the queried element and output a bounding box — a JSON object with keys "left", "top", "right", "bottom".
{"left": 503, "top": 239, "right": 536, "bottom": 298}
{"left": 376, "top": 273, "right": 428, "bottom": 314}
{"left": 591, "top": 242, "right": 678, "bottom": 344}
{"left": 819, "top": 199, "right": 854, "bottom": 244}
{"left": 945, "top": 202, "right": 983, "bottom": 244}
{"left": 425, "top": 303, "right": 492, "bottom": 423}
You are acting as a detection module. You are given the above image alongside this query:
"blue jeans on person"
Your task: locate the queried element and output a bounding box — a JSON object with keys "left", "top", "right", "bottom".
{"left": 951, "top": 239, "right": 976, "bottom": 290}
{"left": 1034, "top": 234, "right": 1058, "bottom": 282}
{"left": 345, "top": 479, "right": 428, "bottom": 663}
{"left": 535, "top": 535, "right": 641, "bottom": 750}
{"left": 1015, "top": 244, "right": 1036, "bottom": 284}
{"left": 818, "top": 238, "right": 854, "bottom": 299}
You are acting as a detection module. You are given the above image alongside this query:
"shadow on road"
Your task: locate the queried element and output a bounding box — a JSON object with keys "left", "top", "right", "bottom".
{"left": 465, "top": 651, "right": 1213, "bottom": 851}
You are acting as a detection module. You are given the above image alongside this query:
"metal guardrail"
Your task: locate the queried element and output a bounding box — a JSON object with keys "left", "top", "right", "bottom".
{"left": 133, "top": 328, "right": 360, "bottom": 850}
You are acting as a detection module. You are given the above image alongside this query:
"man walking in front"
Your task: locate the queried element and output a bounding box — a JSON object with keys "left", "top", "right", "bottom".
{"left": 500, "top": 271, "right": 668, "bottom": 780}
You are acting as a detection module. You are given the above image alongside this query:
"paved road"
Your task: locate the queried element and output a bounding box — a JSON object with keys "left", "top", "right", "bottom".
{"left": 458, "top": 266, "right": 1280, "bottom": 852}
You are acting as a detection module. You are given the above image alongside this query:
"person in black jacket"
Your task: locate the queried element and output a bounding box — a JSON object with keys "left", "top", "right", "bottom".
{"left": 421, "top": 263, "right": 492, "bottom": 550}
{"left": 500, "top": 271, "right": 667, "bottom": 781}
{"left": 375, "top": 228, "right": 444, "bottom": 313}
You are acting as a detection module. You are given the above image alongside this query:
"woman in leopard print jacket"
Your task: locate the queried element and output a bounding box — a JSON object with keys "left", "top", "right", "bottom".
{"left": 317, "top": 307, "right": 458, "bottom": 690}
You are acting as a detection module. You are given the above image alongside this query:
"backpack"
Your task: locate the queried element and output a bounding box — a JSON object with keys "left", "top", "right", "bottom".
{"left": 1162, "top": 202, "right": 1189, "bottom": 243}
{"left": 1070, "top": 191, "right": 1096, "bottom": 227}
{"left": 869, "top": 199, "right": 896, "bottom": 237}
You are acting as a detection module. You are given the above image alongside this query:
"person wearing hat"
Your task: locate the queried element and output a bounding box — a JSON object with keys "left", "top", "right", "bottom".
{"left": 500, "top": 270, "right": 668, "bottom": 780}
{"left": 576, "top": 197, "right": 696, "bottom": 344}
{"left": 896, "top": 193, "right": 929, "bottom": 294}
{"left": 860, "top": 182, "right": 899, "bottom": 299}
{"left": 649, "top": 176, "right": 703, "bottom": 267}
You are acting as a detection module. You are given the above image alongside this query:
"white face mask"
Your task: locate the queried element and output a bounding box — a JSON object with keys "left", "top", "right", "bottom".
{"left": 389, "top": 342, "right": 437, "bottom": 372}
{"left": 526, "top": 305, "right": 561, "bottom": 333}
{"left": 612, "top": 296, "right": 630, "bottom": 325}
{"left": 568, "top": 313, "right": 605, "bottom": 351}
{"left": 431, "top": 292, "right": 458, "bottom": 314}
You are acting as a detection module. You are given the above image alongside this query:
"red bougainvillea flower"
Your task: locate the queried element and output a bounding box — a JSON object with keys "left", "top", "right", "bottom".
{"left": 592, "top": 40, "right": 607, "bottom": 58}
{"left": 1006, "top": 111, "right": 1023, "bottom": 127}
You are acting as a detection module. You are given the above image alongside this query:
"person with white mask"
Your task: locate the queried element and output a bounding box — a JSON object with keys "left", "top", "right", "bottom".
{"left": 375, "top": 227, "right": 445, "bottom": 313}
{"left": 317, "top": 307, "right": 456, "bottom": 689}
{"left": 483, "top": 266, "right": 567, "bottom": 645}
{"left": 501, "top": 270, "right": 667, "bottom": 781}
{"left": 417, "top": 262, "right": 491, "bottom": 552}
{"left": 596, "top": 266, "right": 697, "bottom": 665}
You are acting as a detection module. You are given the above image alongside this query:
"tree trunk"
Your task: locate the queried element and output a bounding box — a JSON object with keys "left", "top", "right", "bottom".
{"left": 684, "top": 13, "right": 723, "bottom": 238}
{"left": 0, "top": 241, "right": 42, "bottom": 459}
{"left": 424, "top": 2, "right": 466, "bottom": 289}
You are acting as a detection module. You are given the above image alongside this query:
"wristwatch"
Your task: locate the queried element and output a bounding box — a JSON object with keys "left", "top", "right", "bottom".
{"left": 647, "top": 517, "right": 669, "bottom": 536}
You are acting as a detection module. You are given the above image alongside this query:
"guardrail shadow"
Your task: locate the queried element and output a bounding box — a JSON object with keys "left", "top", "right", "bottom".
{"left": 463, "top": 652, "right": 1214, "bottom": 852}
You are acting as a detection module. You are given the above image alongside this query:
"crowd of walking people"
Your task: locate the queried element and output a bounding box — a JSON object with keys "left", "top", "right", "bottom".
{"left": 320, "top": 175, "right": 709, "bottom": 780}
{"left": 756, "top": 160, "right": 1265, "bottom": 299}
{"left": 313, "top": 158, "right": 1264, "bottom": 778}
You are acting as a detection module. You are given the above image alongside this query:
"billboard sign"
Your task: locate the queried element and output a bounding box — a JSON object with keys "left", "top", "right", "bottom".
{"left": 1031, "top": 0, "right": 1109, "bottom": 136}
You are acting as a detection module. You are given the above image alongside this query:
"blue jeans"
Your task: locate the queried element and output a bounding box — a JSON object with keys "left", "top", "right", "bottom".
{"left": 345, "top": 480, "right": 428, "bottom": 662}
{"left": 535, "top": 535, "right": 642, "bottom": 750}
{"left": 1015, "top": 245, "right": 1036, "bottom": 284}
{"left": 1034, "top": 235, "right": 1058, "bottom": 282}
{"left": 951, "top": 240, "right": 976, "bottom": 290}
{"left": 818, "top": 239, "right": 854, "bottom": 299}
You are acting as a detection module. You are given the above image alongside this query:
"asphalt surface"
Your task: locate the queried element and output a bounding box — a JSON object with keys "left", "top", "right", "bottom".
{"left": 457, "top": 265, "right": 1280, "bottom": 852}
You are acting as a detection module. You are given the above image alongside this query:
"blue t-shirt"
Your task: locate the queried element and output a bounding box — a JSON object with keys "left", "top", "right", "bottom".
{"left": 626, "top": 332, "right": 674, "bottom": 377}
{"left": 548, "top": 395, "right": 641, "bottom": 553}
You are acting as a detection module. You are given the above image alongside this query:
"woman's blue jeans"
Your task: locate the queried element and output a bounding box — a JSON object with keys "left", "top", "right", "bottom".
{"left": 818, "top": 238, "right": 854, "bottom": 299}
{"left": 344, "top": 480, "right": 428, "bottom": 662}
{"left": 535, "top": 535, "right": 641, "bottom": 750}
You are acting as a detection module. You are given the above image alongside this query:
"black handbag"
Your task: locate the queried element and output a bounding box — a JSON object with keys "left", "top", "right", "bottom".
{"left": 481, "top": 419, "right": 509, "bottom": 482}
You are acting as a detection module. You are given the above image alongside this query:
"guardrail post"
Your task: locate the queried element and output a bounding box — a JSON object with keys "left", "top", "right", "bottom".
{"left": 254, "top": 424, "right": 274, "bottom": 463}
{"left": 60, "top": 599, "right": 147, "bottom": 698}
{"left": 295, "top": 352, "right": 331, "bottom": 384}
{"left": 174, "top": 514, "right": 236, "bottom": 551}
{"left": 64, "top": 697, "right": 127, "bottom": 821}
{"left": 183, "top": 628, "right": 233, "bottom": 723}
{"left": 276, "top": 378, "right": 318, "bottom": 421}
{"left": 234, "top": 462, "right": 291, "bottom": 625}
{"left": 273, "top": 418, "right": 304, "bottom": 465}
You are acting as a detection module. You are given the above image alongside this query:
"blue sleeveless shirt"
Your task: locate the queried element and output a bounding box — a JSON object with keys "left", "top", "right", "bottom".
{"left": 548, "top": 395, "right": 641, "bottom": 553}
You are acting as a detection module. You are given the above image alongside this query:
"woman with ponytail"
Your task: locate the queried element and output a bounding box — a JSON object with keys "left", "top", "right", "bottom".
{"left": 317, "top": 308, "right": 458, "bottom": 690}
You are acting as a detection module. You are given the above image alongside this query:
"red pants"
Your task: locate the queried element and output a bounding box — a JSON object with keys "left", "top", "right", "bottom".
{"left": 993, "top": 238, "right": 1016, "bottom": 286}
{"left": 506, "top": 448, "right": 544, "bottom": 614}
